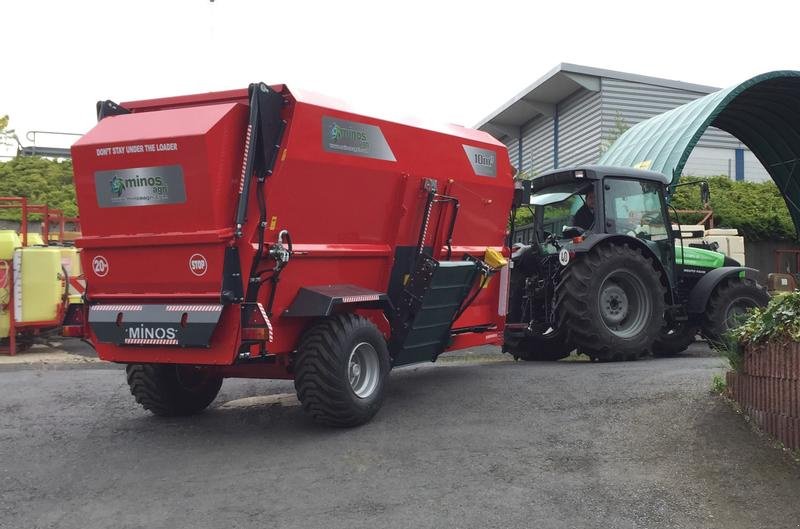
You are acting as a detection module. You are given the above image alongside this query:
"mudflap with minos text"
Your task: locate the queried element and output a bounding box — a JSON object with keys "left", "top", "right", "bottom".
{"left": 89, "top": 304, "right": 223, "bottom": 347}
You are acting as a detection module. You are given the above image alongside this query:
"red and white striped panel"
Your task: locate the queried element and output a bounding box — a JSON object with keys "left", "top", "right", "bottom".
{"left": 165, "top": 305, "right": 222, "bottom": 312}
{"left": 91, "top": 305, "right": 143, "bottom": 312}
{"left": 69, "top": 277, "right": 86, "bottom": 295}
{"left": 124, "top": 338, "right": 179, "bottom": 345}
{"left": 340, "top": 294, "right": 380, "bottom": 304}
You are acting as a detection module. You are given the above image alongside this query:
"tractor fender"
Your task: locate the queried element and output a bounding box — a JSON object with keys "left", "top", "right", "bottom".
{"left": 569, "top": 234, "right": 675, "bottom": 303}
{"left": 282, "top": 284, "right": 390, "bottom": 317}
{"left": 687, "top": 267, "right": 760, "bottom": 314}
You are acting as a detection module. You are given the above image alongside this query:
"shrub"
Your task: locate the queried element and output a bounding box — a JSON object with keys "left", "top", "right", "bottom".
{"left": 729, "top": 291, "right": 800, "bottom": 345}
{"left": 670, "top": 176, "right": 796, "bottom": 241}
{"left": 0, "top": 156, "right": 77, "bottom": 220}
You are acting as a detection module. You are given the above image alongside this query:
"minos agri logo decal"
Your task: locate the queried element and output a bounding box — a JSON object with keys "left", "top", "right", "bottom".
{"left": 322, "top": 117, "right": 396, "bottom": 161}
{"left": 463, "top": 145, "right": 497, "bottom": 177}
{"left": 95, "top": 165, "right": 187, "bottom": 208}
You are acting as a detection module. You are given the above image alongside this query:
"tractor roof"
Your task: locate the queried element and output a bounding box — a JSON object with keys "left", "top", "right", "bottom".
{"left": 531, "top": 165, "right": 670, "bottom": 192}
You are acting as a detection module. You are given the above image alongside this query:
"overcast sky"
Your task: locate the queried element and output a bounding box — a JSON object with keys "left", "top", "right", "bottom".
{"left": 2, "top": 0, "right": 799, "bottom": 154}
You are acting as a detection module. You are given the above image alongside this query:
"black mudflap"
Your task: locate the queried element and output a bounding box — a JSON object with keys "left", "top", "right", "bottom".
{"left": 89, "top": 304, "right": 223, "bottom": 347}
{"left": 389, "top": 258, "right": 480, "bottom": 365}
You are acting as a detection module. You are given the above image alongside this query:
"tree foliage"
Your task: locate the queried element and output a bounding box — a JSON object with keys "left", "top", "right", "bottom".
{"left": 0, "top": 156, "right": 77, "bottom": 220}
{"left": 0, "top": 114, "right": 13, "bottom": 151}
{"left": 669, "top": 175, "right": 796, "bottom": 241}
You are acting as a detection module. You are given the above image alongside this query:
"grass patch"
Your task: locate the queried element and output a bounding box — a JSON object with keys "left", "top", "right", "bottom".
{"left": 711, "top": 373, "right": 727, "bottom": 394}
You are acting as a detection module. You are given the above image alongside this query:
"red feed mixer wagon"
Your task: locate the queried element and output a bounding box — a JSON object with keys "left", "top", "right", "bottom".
{"left": 70, "top": 83, "right": 514, "bottom": 426}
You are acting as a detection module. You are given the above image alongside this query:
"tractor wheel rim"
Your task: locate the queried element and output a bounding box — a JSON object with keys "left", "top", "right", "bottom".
{"left": 725, "top": 298, "right": 756, "bottom": 329}
{"left": 598, "top": 270, "right": 651, "bottom": 339}
{"left": 348, "top": 342, "right": 380, "bottom": 399}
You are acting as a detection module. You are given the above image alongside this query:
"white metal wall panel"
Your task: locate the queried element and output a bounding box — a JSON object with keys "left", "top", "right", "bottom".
{"left": 504, "top": 137, "right": 520, "bottom": 171}
{"left": 743, "top": 151, "right": 772, "bottom": 182}
{"left": 682, "top": 146, "right": 734, "bottom": 178}
{"left": 558, "top": 89, "right": 602, "bottom": 167}
{"left": 681, "top": 147, "right": 771, "bottom": 181}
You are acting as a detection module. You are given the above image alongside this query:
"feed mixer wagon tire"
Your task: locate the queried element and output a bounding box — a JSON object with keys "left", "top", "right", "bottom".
{"left": 294, "top": 313, "right": 390, "bottom": 427}
{"left": 126, "top": 364, "right": 223, "bottom": 417}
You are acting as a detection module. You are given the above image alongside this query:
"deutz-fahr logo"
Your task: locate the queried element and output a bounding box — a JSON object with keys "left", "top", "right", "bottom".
{"left": 329, "top": 122, "right": 369, "bottom": 148}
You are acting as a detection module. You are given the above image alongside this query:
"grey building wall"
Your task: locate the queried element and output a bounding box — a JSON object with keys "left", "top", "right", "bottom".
{"left": 598, "top": 77, "right": 770, "bottom": 179}
{"left": 558, "top": 88, "right": 602, "bottom": 168}
{"left": 519, "top": 114, "right": 553, "bottom": 176}
{"left": 500, "top": 74, "right": 770, "bottom": 181}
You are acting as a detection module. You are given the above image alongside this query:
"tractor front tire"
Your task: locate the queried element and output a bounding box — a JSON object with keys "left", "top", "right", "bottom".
{"left": 294, "top": 313, "right": 390, "bottom": 427}
{"left": 702, "top": 278, "right": 769, "bottom": 345}
{"left": 652, "top": 323, "right": 698, "bottom": 357}
{"left": 126, "top": 364, "right": 223, "bottom": 417}
{"left": 557, "top": 242, "right": 666, "bottom": 362}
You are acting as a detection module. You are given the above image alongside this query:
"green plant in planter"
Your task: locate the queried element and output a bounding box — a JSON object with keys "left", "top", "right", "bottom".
{"left": 714, "top": 331, "right": 746, "bottom": 372}
{"left": 731, "top": 291, "right": 800, "bottom": 344}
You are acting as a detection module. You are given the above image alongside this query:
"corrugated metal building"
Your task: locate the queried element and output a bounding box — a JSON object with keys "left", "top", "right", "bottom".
{"left": 477, "top": 64, "right": 770, "bottom": 181}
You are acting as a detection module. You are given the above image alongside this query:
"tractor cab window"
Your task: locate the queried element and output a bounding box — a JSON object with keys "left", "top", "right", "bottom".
{"left": 603, "top": 179, "right": 669, "bottom": 241}
{"left": 603, "top": 177, "right": 672, "bottom": 270}
{"left": 530, "top": 182, "right": 594, "bottom": 239}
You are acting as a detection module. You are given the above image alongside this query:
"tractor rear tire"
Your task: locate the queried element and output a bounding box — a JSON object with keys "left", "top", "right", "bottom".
{"left": 702, "top": 278, "right": 769, "bottom": 345}
{"left": 509, "top": 327, "right": 573, "bottom": 361}
{"left": 294, "top": 313, "right": 390, "bottom": 427}
{"left": 652, "top": 323, "right": 698, "bottom": 357}
{"left": 557, "top": 242, "right": 666, "bottom": 362}
{"left": 126, "top": 364, "right": 223, "bottom": 417}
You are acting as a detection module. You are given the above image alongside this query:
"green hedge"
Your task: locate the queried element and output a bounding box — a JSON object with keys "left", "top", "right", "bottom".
{"left": 0, "top": 157, "right": 77, "bottom": 220}
{"left": 669, "top": 176, "right": 796, "bottom": 241}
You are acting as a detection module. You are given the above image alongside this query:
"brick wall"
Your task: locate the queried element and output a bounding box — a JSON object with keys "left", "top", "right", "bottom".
{"left": 726, "top": 342, "right": 800, "bottom": 450}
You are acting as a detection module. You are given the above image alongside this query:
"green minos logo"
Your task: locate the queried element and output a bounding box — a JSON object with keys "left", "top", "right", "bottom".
{"left": 329, "top": 122, "right": 369, "bottom": 148}
{"left": 109, "top": 173, "right": 169, "bottom": 200}
{"left": 110, "top": 176, "right": 125, "bottom": 197}
{"left": 96, "top": 165, "right": 186, "bottom": 208}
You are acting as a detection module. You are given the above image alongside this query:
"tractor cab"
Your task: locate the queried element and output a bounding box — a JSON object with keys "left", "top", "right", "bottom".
{"left": 518, "top": 166, "right": 674, "bottom": 277}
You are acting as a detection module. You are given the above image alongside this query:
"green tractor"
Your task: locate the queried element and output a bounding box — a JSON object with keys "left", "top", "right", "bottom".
{"left": 505, "top": 165, "right": 769, "bottom": 362}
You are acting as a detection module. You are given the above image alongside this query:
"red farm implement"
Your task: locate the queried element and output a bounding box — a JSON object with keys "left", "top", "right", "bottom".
{"left": 70, "top": 84, "right": 514, "bottom": 425}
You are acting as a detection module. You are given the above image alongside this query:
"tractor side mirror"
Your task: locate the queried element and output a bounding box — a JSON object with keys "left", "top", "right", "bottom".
{"left": 700, "top": 182, "right": 711, "bottom": 205}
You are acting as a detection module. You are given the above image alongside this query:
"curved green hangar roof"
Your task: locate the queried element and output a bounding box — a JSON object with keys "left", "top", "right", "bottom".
{"left": 599, "top": 71, "right": 800, "bottom": 231}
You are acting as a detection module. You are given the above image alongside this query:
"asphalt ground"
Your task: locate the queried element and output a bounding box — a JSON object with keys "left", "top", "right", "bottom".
{"left": 1, "top": 341, "right": 799, "bottom": 529}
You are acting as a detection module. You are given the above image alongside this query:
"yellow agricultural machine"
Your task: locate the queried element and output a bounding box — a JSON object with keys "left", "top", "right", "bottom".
{"left": 0, "top": 197, "right": 83, "bottom": 355}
